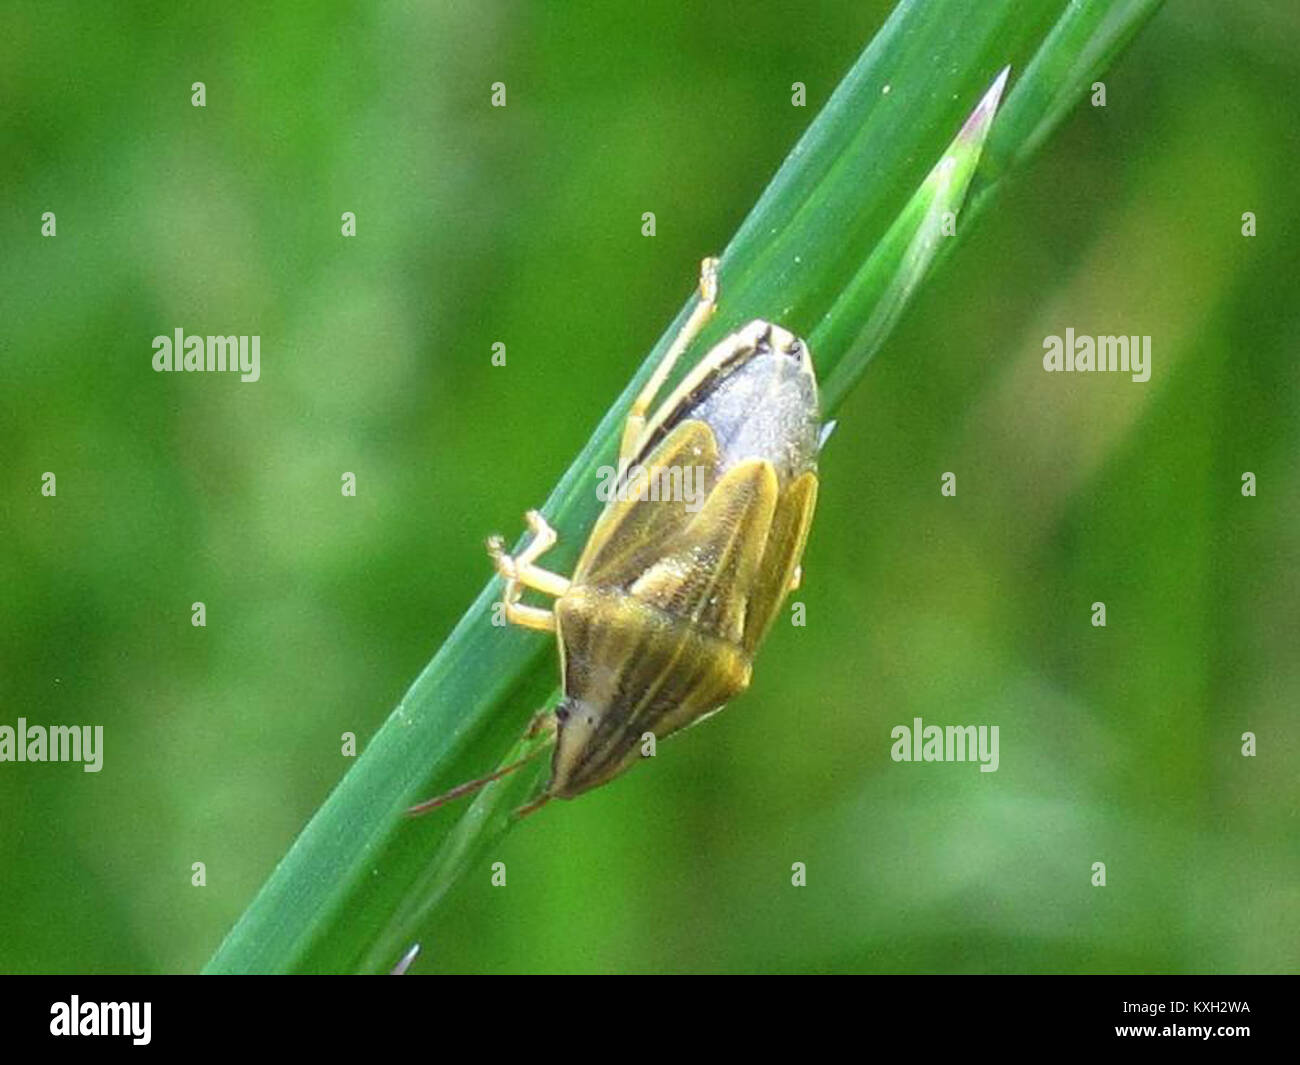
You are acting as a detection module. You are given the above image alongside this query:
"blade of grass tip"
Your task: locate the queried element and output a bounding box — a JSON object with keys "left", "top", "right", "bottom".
{"left": 955, "top": 0, "right": 1166, "bottom": 245}
{"left": 814, "top": 66, "right": 1011, "bottom": 410}
{"left": 388, "top": 942, "right": 421, "bottom": 976}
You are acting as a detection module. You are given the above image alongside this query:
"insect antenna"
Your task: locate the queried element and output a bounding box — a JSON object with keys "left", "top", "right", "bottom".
{"left": 510, "top": 794, "right": 552, "bottom": 820}
{"left": 405, "top": 744, "right": 549, "bottom": 816}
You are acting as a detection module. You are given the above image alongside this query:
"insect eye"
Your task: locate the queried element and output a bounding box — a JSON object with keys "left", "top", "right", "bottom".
{"left": 555, "top": 704, "right": 570, "bottom": 723}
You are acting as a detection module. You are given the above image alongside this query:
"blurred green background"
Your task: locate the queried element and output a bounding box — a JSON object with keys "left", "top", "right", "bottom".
{"left": 2, "top": 0, "right": 1297, "bottom": 974}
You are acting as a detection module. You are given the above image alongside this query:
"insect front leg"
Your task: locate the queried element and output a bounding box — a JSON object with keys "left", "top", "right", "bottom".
{"left": 487, "top": 509, "right": 572, "bottom": 633}
{"left": 618, "top": 256, "right": 720, "bottom": 465}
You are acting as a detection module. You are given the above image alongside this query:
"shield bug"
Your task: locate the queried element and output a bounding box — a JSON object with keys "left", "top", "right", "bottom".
{"left": 410, "top": 257, "right": 821, "bottom": 817}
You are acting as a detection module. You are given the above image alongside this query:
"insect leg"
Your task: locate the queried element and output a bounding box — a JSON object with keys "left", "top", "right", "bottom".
{"left": 487, "top": 510, "right": 571, "bottom": 632}
{"left": 499, "top": 600, "right": 556, "bottom": 632}
{"left": 788, "top": 564, "right": 802, "bottom": 591}
{"left": 618, "top": 256, "right": 719, "bottom": 464}
{"left": 524, "top": 706, "right": 559, "bottom": 738}
{"left": 489, "top": 510, "right": 572, "bottom": 596}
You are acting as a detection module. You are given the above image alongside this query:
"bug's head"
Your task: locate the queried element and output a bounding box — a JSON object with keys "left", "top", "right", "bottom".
{"left": 549, "top": 697, "right": 637, "bottom": 800}
{"left": 764, "top": 322, "right": 813, "bottom": 368}
{"left": 553, "top": 697, "right": 592, "bottom": 747}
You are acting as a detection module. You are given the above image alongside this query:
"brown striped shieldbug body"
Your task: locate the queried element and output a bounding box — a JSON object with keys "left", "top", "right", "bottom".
{"left": 411, "top": 257, "right": 821, "bottom": 817}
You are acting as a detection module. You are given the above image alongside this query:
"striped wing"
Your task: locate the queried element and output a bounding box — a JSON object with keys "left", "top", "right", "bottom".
{"left": 627, "top": 457, "right": 780, "bottom": 647}
{"left": 573, "top": 419, "right": 720, "bottom": 589}
{"left": 741, "top": 470, "right": 818, "bottom": 653}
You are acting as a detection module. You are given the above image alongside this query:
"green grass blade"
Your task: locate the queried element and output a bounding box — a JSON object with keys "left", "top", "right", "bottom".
{"left": 205, "top": 0, "right": 1165, "bottom": 974}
